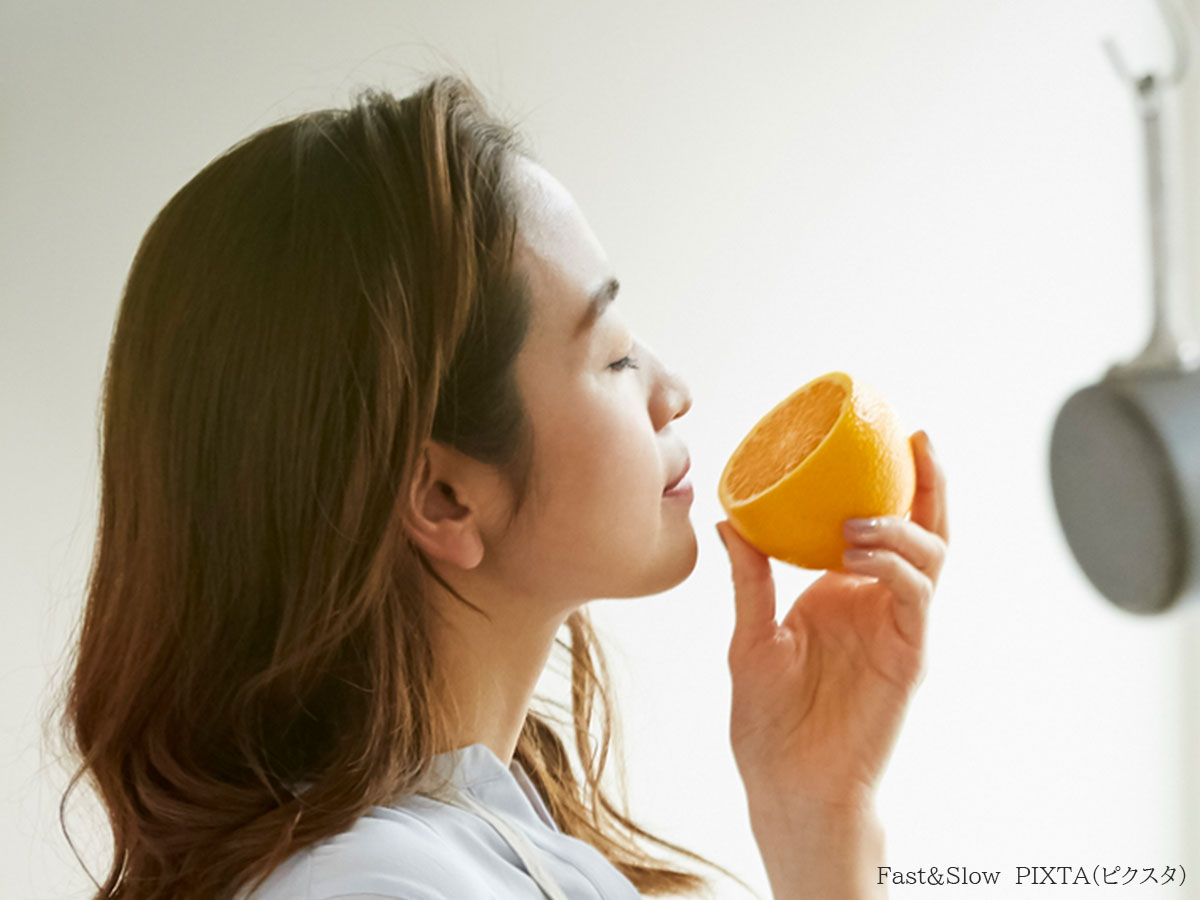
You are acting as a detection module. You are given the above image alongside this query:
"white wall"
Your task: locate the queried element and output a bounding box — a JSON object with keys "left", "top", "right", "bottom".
{"left": 4, "top": 1, "right": 1200, "bottom": 898}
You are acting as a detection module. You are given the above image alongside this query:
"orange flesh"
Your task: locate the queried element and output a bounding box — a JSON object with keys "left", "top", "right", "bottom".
{"left": 723, "top": 380, "right": 846, "bottom": 502}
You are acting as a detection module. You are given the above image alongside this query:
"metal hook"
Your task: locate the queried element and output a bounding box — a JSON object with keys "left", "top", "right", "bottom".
{"left": 1102, "top": 0, "right": 1191, "bottom": 98}
{"left": 1101, "top": 0, "right": 1200, "bottom": 377}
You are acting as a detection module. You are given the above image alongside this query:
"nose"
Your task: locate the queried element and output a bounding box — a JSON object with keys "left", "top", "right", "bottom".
{"left": 653, "top": 362, "right": 692, "bottom": 428}
{"left": 672, "top": 373, "right": 693, "bottom": 421}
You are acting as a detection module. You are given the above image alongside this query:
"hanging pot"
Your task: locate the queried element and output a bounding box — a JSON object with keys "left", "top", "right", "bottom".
{"left": 1049, "top": 10, "right": 1200, "bottom": 615}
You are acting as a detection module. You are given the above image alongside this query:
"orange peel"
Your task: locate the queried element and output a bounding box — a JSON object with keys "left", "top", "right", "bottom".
{"left": 717, "top": 371, "right": 916, "bottom": 570}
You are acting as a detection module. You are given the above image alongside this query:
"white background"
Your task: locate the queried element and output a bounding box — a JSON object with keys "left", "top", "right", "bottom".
{"left": 4, "top": 1, "right": 1200, "bottom": 898}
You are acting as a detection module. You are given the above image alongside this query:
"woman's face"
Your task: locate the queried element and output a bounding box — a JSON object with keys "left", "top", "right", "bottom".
{"left": 494, "top": 156, "right": 697, "bottom": 607}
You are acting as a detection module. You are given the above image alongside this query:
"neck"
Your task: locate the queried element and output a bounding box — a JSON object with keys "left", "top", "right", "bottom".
{"left": 430, "top": 588, "right": 573, "bottom": 767}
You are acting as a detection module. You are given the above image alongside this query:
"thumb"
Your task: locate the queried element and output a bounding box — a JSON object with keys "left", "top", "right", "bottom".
{"left": 715, "top": 521, "right": 777, "bottom": 651}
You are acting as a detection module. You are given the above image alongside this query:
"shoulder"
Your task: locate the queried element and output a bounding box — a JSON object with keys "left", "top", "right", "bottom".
{"left": 242, "top": 801, "right": 495, "bottom": 900}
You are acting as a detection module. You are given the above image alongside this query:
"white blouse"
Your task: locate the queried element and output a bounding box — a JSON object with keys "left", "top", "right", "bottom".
{"left": 239, "top": 742, "right": 645, "bottom": 900}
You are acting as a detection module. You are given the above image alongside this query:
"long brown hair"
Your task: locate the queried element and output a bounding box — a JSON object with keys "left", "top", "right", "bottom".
{"left": 57, "top": 72, "right": 759, "bottom": 900}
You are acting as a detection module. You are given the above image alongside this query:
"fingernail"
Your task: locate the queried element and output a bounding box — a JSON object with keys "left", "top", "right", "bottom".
{"left": 844, "top": 518, "right": 880, "bottom": 539}
{"left": 844, "top": 548, "right": 876, "bottom": 565}
{"left": 715, "top": 523, "right": 728, "bottom": 550}
{"left": 923, "top": 431, "right": 936, "bottom": 455}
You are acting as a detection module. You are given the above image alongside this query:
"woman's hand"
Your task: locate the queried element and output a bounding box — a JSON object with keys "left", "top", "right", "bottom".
{"left": 716, "top": 429, "right": 949, "bottom": 811}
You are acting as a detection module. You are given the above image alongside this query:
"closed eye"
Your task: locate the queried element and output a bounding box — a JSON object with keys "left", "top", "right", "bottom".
{"left": 608, "top": 354, "right": 639, "bottom": 372}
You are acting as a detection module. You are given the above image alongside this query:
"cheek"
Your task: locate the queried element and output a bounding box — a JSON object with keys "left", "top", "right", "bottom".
{"left": 560, "top": 403, "right": 661, "bottom": 525}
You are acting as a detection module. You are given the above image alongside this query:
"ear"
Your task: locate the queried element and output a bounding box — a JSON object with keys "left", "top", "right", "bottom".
{"left": 404, "top": 440, "right": 486, "bottom": 570}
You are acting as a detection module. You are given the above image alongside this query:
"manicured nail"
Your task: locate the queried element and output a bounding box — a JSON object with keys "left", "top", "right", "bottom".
{"left": 844, "top": 518, "right": 880, "bottom": 538}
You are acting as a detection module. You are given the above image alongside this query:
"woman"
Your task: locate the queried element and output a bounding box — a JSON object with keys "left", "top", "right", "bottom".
{"left": 60, "top": 72, "right": 949, "bottom": 900}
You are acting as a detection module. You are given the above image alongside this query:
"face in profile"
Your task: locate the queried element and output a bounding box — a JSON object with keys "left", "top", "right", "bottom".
{"left": 493, "top": 156, "right": 698, "bottom": 608}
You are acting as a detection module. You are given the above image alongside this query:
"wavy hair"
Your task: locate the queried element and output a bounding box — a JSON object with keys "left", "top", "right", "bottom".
{"left": 56, "top": 73, "right": 758, "bottom": 900}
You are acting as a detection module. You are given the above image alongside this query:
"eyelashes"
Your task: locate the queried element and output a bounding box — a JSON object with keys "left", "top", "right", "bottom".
{"left": 607, "top": 330, "right": 640, "bottom": 372}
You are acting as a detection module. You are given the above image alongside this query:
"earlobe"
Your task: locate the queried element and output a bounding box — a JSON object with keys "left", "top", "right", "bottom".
{"left": 403, "top": 442, "right": 486, "bottom": 570}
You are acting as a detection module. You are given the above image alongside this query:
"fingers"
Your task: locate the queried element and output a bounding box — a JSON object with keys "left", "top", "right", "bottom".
{"left": 907, "top": 430, "right": 949, "bottom": 547}
{"left": 839, "top": 547, "right": 933, "bottom": 648}
{"left": 839, "top": 430, "right": 947, "bottom": 649}
{"left": 842, "top": 514, "right": 947, "bottom": 583}
{"left": 716, "top": 520, "right": 778, "bottom": 655}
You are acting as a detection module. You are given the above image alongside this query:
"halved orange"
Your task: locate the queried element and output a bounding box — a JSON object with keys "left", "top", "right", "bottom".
{"left": 717, "top": 371, "right": 916, "bottom": 570}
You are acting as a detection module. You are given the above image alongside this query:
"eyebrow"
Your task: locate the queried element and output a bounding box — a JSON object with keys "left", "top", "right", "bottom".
{"left": 574, "top": 277, "right": 620, "bottom": 338}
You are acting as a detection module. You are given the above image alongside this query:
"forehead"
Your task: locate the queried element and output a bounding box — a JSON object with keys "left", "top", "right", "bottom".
{"left": 508, "top": 158, "right": 612, "bottom": 338}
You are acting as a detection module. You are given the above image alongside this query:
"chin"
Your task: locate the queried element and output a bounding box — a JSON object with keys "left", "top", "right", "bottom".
{"left": 609, "top": 526, "right": 699, "bottom": 598}
{"left": 680, "top": 531, "right": 700, "bottom": 575}
{"left": 658, "top": 528, "right": 700, "bottom": 590}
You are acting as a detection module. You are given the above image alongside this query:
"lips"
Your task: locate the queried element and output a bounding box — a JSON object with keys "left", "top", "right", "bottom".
{"left": 664, "top": 457, "right": 691, "bottom": 492}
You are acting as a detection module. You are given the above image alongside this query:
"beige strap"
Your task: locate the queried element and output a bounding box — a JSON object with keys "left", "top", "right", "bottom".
{"left": 441, "top": 787, "right": 571, "bottom": 900}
